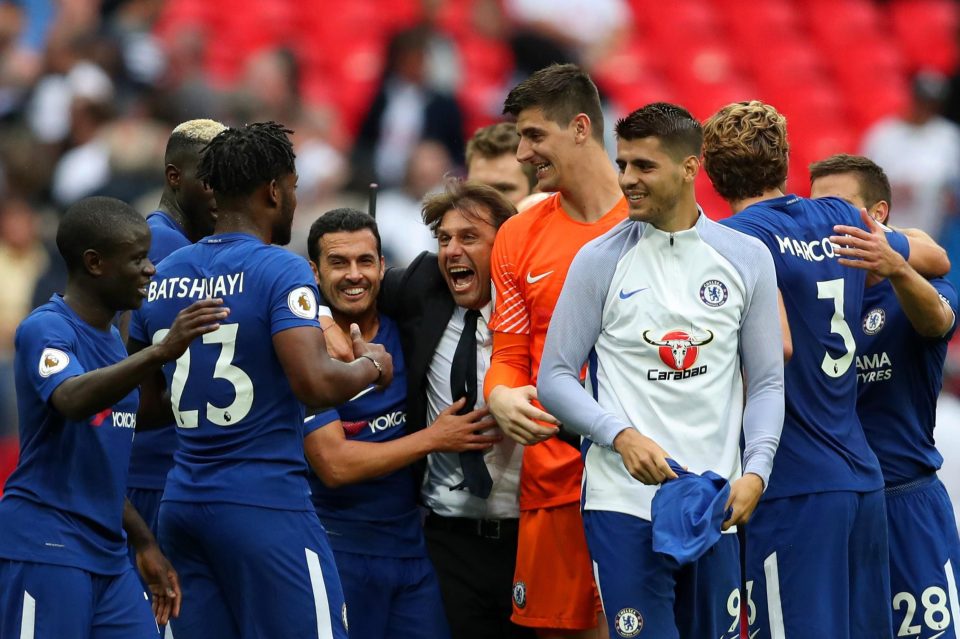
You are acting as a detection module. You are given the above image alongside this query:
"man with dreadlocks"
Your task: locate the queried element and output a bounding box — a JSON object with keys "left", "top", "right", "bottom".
{"left": 130, "top": 122, "right": 393, "bottom": 639}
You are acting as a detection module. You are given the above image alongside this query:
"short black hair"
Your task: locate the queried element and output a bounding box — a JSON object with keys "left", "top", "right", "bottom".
{"left": 56, "top": 196, "right": 146, "bottom": 271}
{"left": 307, "top": 208, "right": 382, "bottom": 264}
{"left": 503, "top": 64, "right": 604, "bottom": 143}
{"left": 197, "top": 122, "right": 296, "bottom": 199}
{"left": 615, "top": 103, "right": 703, "bottom": 160}
{"left": 809, "top": 154, "right": 893, "bottom": 210}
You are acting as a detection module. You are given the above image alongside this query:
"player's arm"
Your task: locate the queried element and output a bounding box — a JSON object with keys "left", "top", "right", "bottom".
{"left": 483, "top": 233, "right": 559, "bottom": 444}
{"left": 778, "top": 290, "right": 792, "bottom": 363}
{"left": 831, "top": 211, "right": 954, "bottom": 336}
{"left": 275, "top": 324, "right": 392, "bottom": 408}
{"left": 832, "top": 208, "right": 950, "bottom": 278}
{"left": 537, "top": 244, "right": 677, "bottom": 485}
{"left": 51, "top": 299, "right": 226, "bottom": 421}
{"left": 304, "top": 400, "right": 499, "bottom": 487}
{"left": 123, "top": 499, "right": 181, "bottom": 625}
{"left": 724, "top": 247, "right": 785, "bottom": 531}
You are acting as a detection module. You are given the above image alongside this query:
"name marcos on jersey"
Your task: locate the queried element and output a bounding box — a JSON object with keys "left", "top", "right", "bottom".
{"left": 641, "top": 328, "right": 713, "bottom": 382}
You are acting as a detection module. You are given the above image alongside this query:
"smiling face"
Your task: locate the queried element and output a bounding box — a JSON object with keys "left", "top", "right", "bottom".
{"left": 97, "top": 221, "right": 155, "bottom": 311}
{"left": 314, "top": 228, "right": 384, "bottom": 322}
{"left": 616, "top": 136, "right": 696, "bottom": 228}
{"left": 515, "top": 107, "right": 582, "bottom": 193}
{"left": 437, "top": 206, "right": 497, "bottom": 310}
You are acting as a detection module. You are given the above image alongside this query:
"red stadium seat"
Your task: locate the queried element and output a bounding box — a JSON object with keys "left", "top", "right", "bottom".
{"left": 0, "top": 437, "right": 17, "bottom": 495}
{"left": 748, "top": 38, "right": 829, "bottom": 90}
{"left": 677, "top": 76, "right": 758, "bottom": 121}
{"left": 804, "top": 0, "right": 883, "bottom": 51}
{"left": 719, "top": 0, "right": 804, "bottom": 50}
{"left": 634, "top": 0, "right": 723, "bottom": 46}
{"left": 889, "top": 0, "right": 959, "bottom": 73}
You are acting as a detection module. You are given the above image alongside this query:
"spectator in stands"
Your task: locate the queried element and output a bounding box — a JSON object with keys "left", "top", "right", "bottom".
{"left": 861, "top": 70, "right": 960, "bottom": 238}
{"left": 0, "top": 198, "right": 47, "bottom": 436}
{"left": 377, "top": 140, "right": 453, "bottom": 267}
{"left": 351, "top": 25, "right": 465, "bottom": 191}
{"left": 466, "top": 123, "right": 536, "bottom": 206}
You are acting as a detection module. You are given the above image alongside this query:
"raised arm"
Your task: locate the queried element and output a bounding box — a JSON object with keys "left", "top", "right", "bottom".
{"left": 53, "top": 299, "right": 226, "bottom": 420}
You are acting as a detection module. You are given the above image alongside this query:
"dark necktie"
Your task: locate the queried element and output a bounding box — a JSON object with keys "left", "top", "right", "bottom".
{"left": 449, "top": 309, "right": 493, "bottom": 498}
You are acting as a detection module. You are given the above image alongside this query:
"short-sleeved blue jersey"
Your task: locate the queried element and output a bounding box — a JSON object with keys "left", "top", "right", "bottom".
{"left": 305, "top": 315, "right": 424, "bottom": 558}
{"left": 855, "top": 277, "right": 958, "bottom": 485}
{"left": 131, "top": 232, "right": 323, "bottom": 511}
{"left": 0, "top": 295, "right": 139, "bottom": 574}
{"left": 721, "top": 195, "right": 909, "bottom": 499}
{"left": 127, "top": 211, "right": 191, "bottom": 490}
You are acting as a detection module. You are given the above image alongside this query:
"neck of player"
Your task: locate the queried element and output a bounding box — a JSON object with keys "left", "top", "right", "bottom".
{"left": 558, "top": 149, "right": 623, "bottom": 223}
{"left": 334, "top": 309, "right": 379, "bottom": 343}
{"left": 729, "top": 187, "right": 785, "bottom": 214}
{"left": 63, "top": 281, "right": 116, "bottom": 331}
{"left": 213, "top": 208, "right": 273, "bottom": 244}
{"left": 158, "top": 194, "right": 195, "bottom": 241}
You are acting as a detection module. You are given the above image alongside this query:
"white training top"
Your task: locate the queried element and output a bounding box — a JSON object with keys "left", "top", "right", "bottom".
{"left": 538, "top": 213, "right": 784, "bottom": 521}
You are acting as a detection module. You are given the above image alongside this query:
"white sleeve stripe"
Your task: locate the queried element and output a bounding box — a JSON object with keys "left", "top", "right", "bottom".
{"left": 499, "top": 317, "right": 530, "bottom": 333}
{"left": 305, "top": 548, "right": 335, "bottom": 639}
{"left": 497, "top": 299, "right": 526, "bottom": 318}
{"left": 764, "top": 552, "right": 786, "bottom": 639}
{"left": 19, "top": 591, "right": 35, "bottom": 639}
{"left": 946, "top": 559, "right": 960, "bottom": 635}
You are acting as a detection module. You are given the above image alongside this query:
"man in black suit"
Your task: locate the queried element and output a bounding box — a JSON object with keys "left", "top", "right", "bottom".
{"left": 379, "top": 180, "right": 531, "bottom": 639}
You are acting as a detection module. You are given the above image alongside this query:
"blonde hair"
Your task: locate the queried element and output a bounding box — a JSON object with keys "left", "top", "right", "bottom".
{"left": 702, "top": 101, "right": 789, "bottom": 202}
{"left": 170, "top": 118, "right": 228, "bottom": 144}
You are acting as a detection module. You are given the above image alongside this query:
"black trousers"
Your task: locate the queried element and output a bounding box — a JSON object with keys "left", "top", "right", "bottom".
{"left": 425, "top": 514, "right": 536, "bottom": 639}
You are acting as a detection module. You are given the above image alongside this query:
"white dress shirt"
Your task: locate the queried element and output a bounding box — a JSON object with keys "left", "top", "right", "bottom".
{"left": 421, "top": 303, "right": 522, "bottom": 519}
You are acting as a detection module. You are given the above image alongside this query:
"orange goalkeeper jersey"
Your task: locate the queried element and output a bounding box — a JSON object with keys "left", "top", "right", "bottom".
{"left": 488, "top": 192, "right": 627, "bottom": 510}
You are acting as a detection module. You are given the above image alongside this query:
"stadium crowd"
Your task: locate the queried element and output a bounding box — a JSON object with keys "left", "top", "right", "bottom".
{"left": 2, "top": 0, "right": 960, "bottom": 638}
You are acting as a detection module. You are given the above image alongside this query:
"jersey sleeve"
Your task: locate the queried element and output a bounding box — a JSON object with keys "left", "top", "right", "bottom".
{"left": 883, "top": 228, "right": 910, "bottom": 261}
{"left": 737, "top": 243, "right": 785, "bottom": 488}
{"left": 489, "top": 226, "right": 530, "bottom": 335}
{"left": 15, "top": 313, "right": 87, "bottom": 404}
{"left": 267, "top": 252, "right": 325, "bottom": 336}
{"left": 304, "top": 408, "right": 340, "bottom": 436}
{"left": 932, "top": 278, "right": 959, "bottom": 340}
{"left": 537, "top": 238, "right": 628, "bottom": 448}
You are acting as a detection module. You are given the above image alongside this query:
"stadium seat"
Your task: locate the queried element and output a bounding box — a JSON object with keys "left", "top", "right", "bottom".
{"left": 804, "top": 0, "right": 883, "bottom": 52}
{"left": 634, "top": 0, "right": 723, "bottom": 46}
{"left": 718, "top": 0, "right": 804, "bottom": 51}
{"left": 889, "top": 0, "right": 959, "bottom": 74}
{"left": 0, "top": 437, "right": 17, "bottom": 495}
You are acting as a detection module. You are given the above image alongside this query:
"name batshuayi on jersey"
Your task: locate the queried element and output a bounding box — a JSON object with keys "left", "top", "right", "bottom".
{"left": 720, "top": 195, "right": 912, "bottom": 499}
{"left": 130, "top": 232, "right": 325, "bottom": 512}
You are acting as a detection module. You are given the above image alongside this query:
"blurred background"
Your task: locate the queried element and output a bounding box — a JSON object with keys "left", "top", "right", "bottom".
{"left": 1, "top": 0, "right": 960, "bottom": 512}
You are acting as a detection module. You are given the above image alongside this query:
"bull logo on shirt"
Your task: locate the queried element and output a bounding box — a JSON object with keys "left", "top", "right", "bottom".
{"left": 642, "top": 329, "right": 713, "bottom": 371}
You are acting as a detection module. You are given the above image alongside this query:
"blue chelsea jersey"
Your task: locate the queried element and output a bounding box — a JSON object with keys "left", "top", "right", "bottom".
{"left": 130, "top": 232, "right": 323, "bottom": 511}
{"left": 305, "top": 315, "right": 425, "bottom": 558}
{"left": 722, "top": 195, "right": 910, "bottom": 499}
{"left": 855, "top": 277, "right": 958, "bottom": 485}
{"left": 127, "top": 211, "right": 191, "bottom": 490}
{"left": 0, "top": 295, "right": 140, "bottom": 574}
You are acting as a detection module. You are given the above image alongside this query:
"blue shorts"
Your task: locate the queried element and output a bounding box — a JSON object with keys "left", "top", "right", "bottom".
{"left": 886, "top": 475, "right": 960, "bottom": 639}
{"left": 746, "top": 490, "right": 892, "bottom": 639}
{"left": 334, "top": 549, "right": 451, "bottom": 639}
{"left": 0, "top": 559, "right": 158, "bottom": 639}
{"left": 583, "top": 510, "right": 740, "bottom": 639}
{"left": 158, "top": 502, "right": 347, "bottom": 639}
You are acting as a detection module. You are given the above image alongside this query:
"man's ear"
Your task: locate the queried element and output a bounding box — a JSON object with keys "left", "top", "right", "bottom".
{"left": 267, "top": 179, "right": 280, "bottom": 207}
{"left": 309, "top": 259, "right": 320, "bottom": 286}
{"left": 83, "top": 248, "right": 105, "bottom": 277}
{"left": 682, "top": 155, "right": 701, "bottom": 182}
{"left": 165, "top": 164, "right": 181, "bottom": 190}
{"left": 571, "top": 113, "right": 591, "bottom": 144}
{"left": 871, "top": 200, "right": 890, "bottom": 225}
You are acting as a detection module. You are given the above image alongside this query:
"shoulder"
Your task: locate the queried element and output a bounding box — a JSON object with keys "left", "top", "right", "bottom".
{"left": 702, "top": 217, "right": 771, "bottom": 258}
{"left": 16, "top": 304, "right": 77, "bottom": 348}
{"left": 932, "top": 277, "right": 959, "bottom": 306}
{"left": 499, "top": 194, "right": 559, "bottom": 236}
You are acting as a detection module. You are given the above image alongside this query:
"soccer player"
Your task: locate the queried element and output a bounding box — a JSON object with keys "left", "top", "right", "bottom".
{"left": 130, "top": 123, "right": 392, "bottom": 639}
{"left": 537, "top": 102, "right": 784, "bottom": 639}
{"left": 810, "top": 154, "right": 960, "bottom": 639}
{"left": 466, "top": 122, "right": 537, "bottom": 206}
{"left": 0, "top": 196, "right": 226, "bottom": 639}
{"left": 303, "top": 207, "right": 500, "bottom": 639}
{"left": 126, "top": 118, "right": 226, "bottom": 560}
{"left": 484, "top": 63, "right": 627, "bottom": 638}
{"left": 702, "top": 101, "right": 949, "bottom": 638}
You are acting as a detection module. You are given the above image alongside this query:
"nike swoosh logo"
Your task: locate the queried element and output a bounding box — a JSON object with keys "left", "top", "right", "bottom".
{"left": 526, "top": 271, "right": 554, "bottom": 284}
{"left": 618, "top": 287, "right": 648, "bottom": 299}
